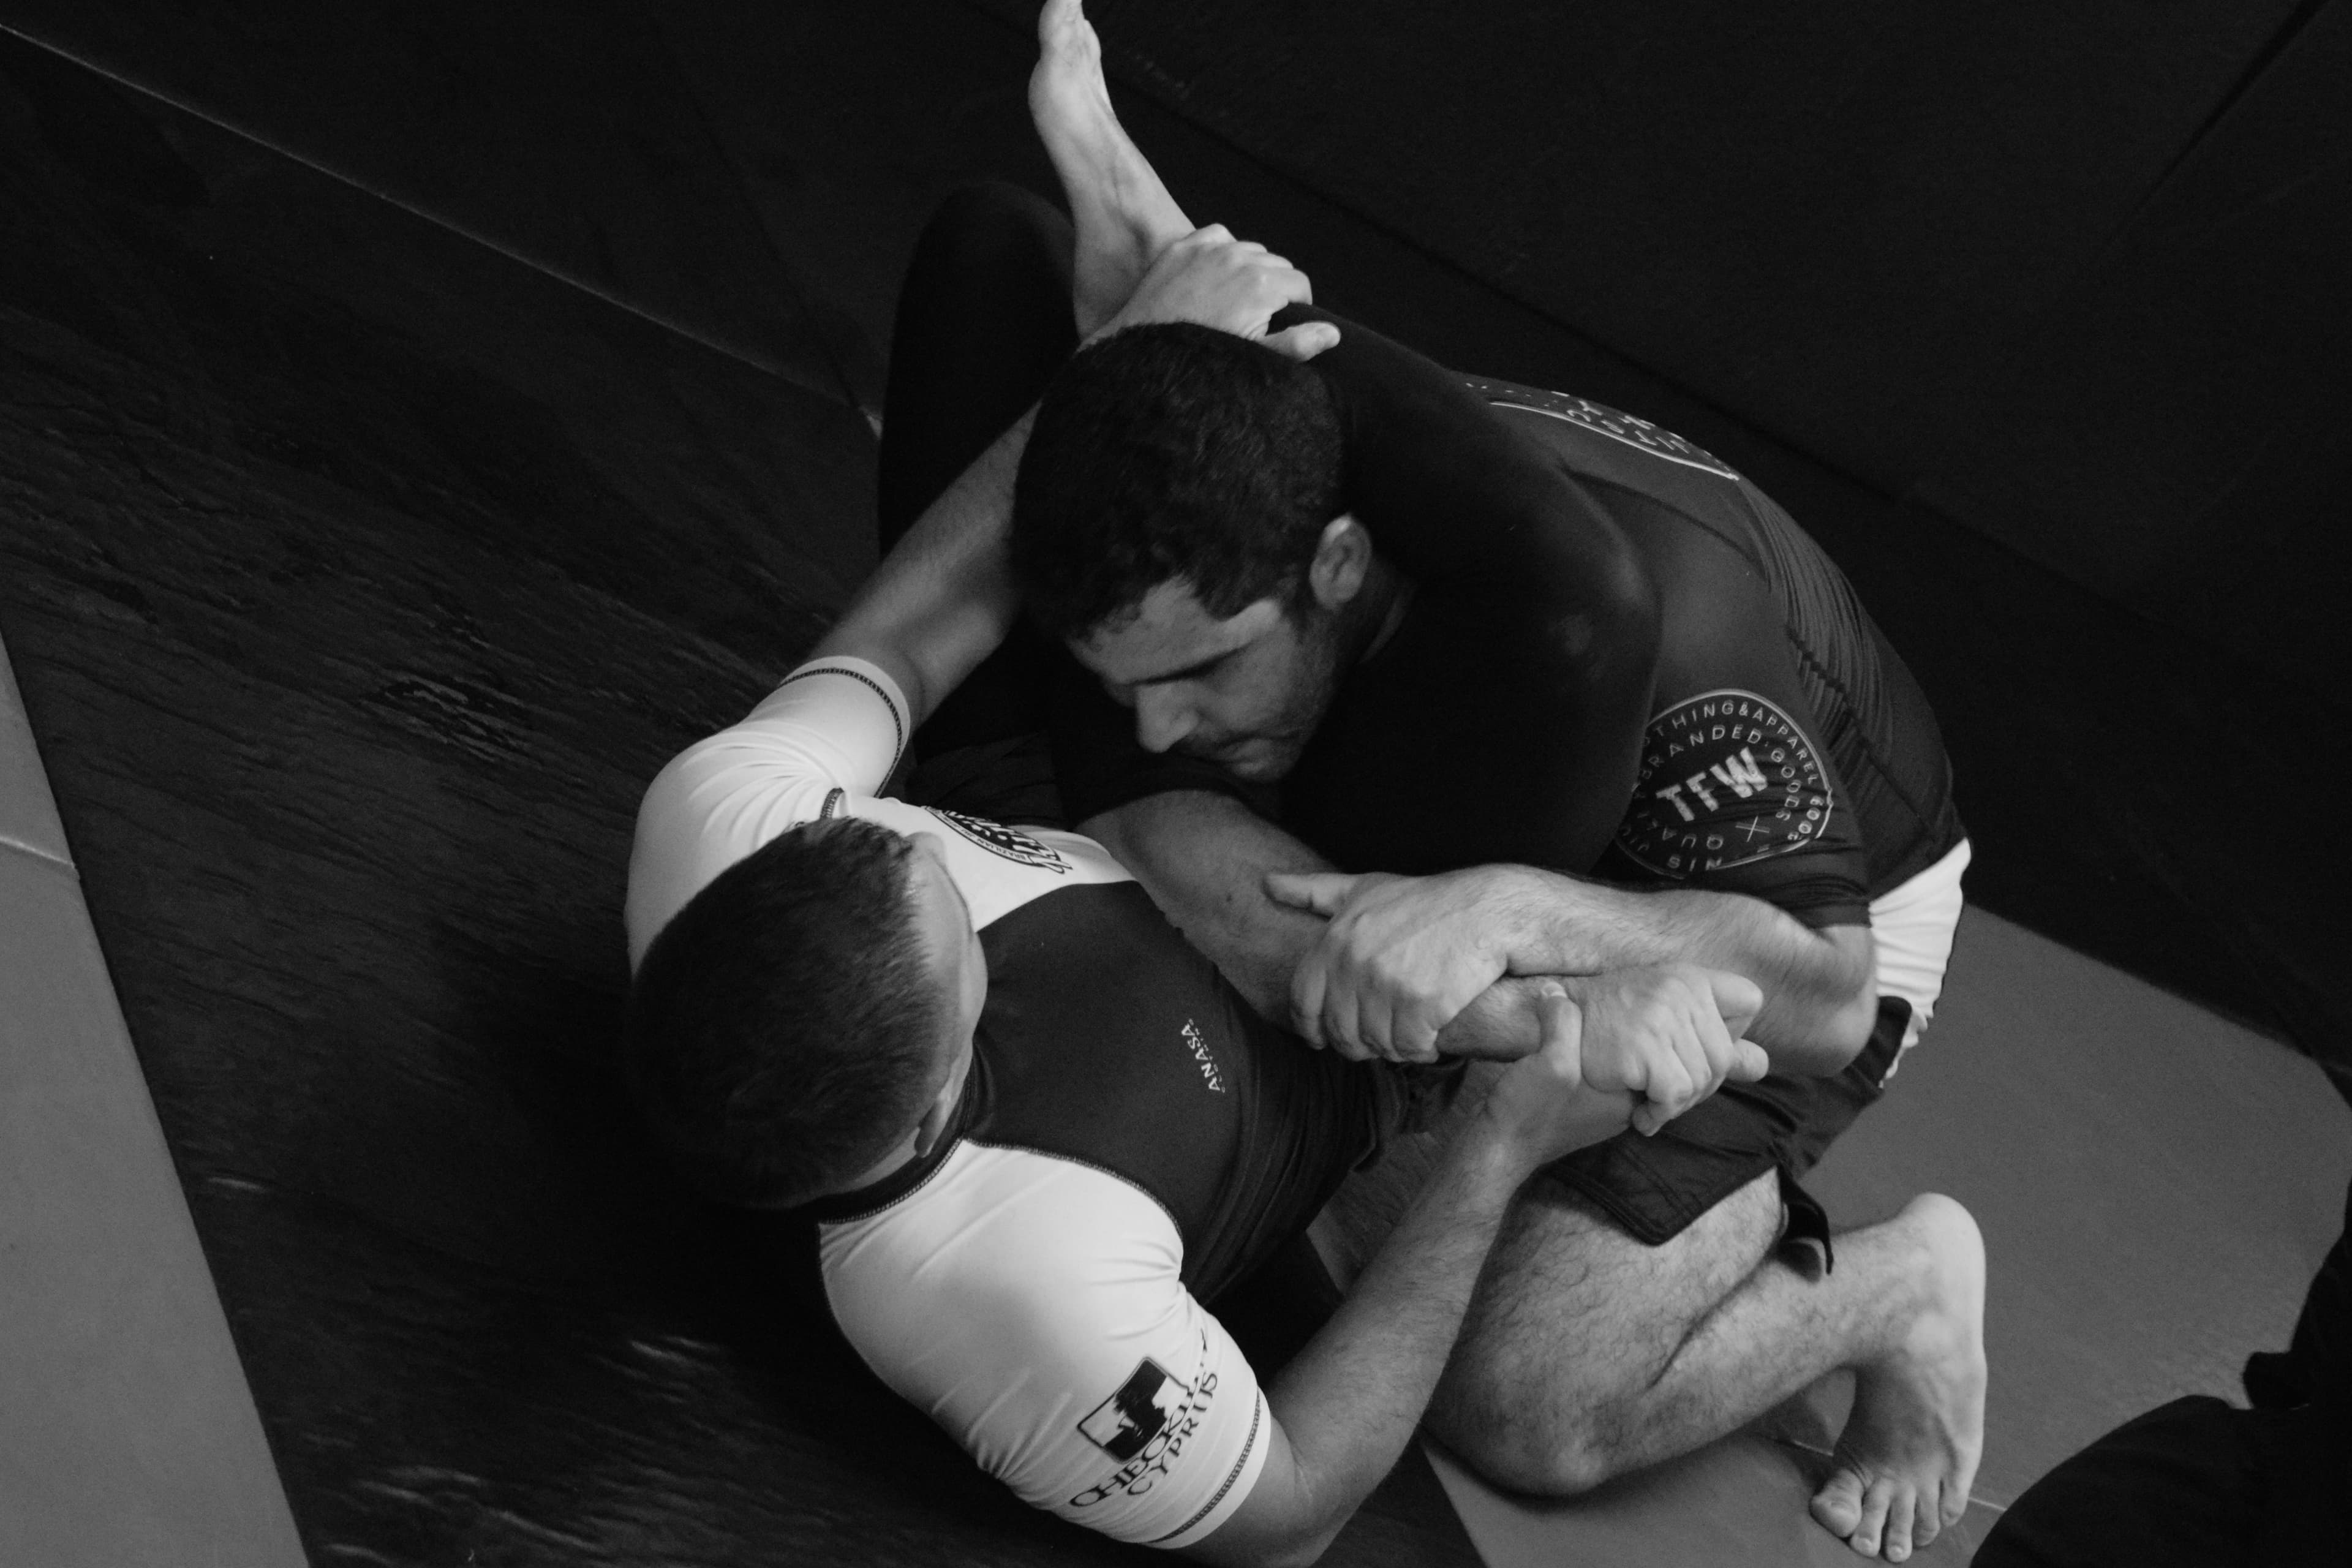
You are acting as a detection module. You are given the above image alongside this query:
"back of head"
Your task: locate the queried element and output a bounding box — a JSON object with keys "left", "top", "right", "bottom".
{"left": 1013, "top": 322, "right": 1344, "bottom": 641}
{"left": 622, "top": 816, "right": 945, "bottom": 1209}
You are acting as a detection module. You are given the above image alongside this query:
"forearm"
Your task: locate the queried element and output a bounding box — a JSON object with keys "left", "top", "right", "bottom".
{"left": 1433, "top": 978, "right": 1553, "bottom": 1061}
{"left": 1215, "top": 1128, "right": 1536, "bottom": 1565}
{"left": 813, "top": 412, "right": 1033, "bottom": 725}
{"left": 1082, "top": 791, "right": 1332, "bottom": 1022}
{"left": 1499, "top": 871, "right": 1875, "bottom": 1071}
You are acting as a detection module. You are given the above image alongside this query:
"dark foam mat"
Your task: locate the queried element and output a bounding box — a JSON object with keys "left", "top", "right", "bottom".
{"left": 0, "top": 35, "right": 1470, "bottom": 1568}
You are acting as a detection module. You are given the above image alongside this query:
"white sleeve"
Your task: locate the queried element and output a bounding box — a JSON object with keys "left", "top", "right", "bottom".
{"left": 624, "top": 657, "right": 912, "bottom": 967}
{"left": 822, "top": 1147, "right": 1270, "bottom": 1549}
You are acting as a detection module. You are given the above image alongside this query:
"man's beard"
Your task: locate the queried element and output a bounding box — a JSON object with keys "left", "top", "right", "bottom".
{"left": 1175, "top": 611, "right": 1346, "bottom": 782}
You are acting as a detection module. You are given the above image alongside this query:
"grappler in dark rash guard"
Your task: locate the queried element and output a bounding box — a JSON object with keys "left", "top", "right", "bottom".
{"left": 1002, "top": 4, "right": 1987, "bottom": 1561}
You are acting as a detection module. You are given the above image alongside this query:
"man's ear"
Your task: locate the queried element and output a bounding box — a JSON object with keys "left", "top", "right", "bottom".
{"left": 910, "top": 1042, "right": 970, "bottom": 1158}
{"left": 1306, "top": 514, "right": 1374, "bottom": 609}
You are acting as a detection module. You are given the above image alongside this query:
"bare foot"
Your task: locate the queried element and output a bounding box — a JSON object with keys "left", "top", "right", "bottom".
{"left": 1809, "top": 1194, "right": 1987, "bottom": 1562}
{"left": 1028, "top": 0, "right": 1193, "bottom": 336}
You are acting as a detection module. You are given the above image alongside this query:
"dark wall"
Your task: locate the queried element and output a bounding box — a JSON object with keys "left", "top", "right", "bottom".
{"left": 968, "top": 0, "right": 2351, "bottom": 700}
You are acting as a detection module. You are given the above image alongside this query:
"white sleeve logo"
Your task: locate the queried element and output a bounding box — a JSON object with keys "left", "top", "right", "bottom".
{"left": 1071, "top": 1344, "right": 1221, "bottom": 1507}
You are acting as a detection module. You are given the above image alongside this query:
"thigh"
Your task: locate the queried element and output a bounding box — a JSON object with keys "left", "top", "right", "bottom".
{"left": 877, "top": 183, "right": 1079, "bottom": 761}
{"left": 1450, "top": 1166, "right": 1784, "bottom": 1400}
{"left": 878, "top": 182, "right": 1076, "bottom": 544}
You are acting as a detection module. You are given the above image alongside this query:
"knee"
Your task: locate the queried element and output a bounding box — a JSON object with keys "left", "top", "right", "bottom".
{"left": 918, "top": 182, "right": 1066, "bottom": 269}
{"left": 1444, "top": 1414, "right": 1623, "bottom": 1498}
{"left": 1430, "top": 1352, "right": 1627, "bottom": 1498}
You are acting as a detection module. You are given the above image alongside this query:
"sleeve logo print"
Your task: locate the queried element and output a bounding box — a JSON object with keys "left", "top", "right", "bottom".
{"left": 1615, "top": 690, "right": 1831, "bottom": 877}
{"left": 1460, "top": 379, "right": 1742, "bottom": 480}
{"left": 1072, "top": 1349, "right": 1218, "bottom": 1506}
{"left": 925, "top": 808, "right": 1069, "bottom": 873}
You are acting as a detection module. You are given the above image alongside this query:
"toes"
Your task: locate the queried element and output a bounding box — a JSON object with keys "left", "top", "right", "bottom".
{"left": 1880, "top": 1489, "right": 1917, "bottom": 1561}
{"left": 1810, "top": 1469, "right": 1864, "bottom": 1535}
{"left": 1910, "top": 1484, "right": 1942, "bottom": 1549}
{"left": 1847, "top": 1475, "right": 1898, "bottom": 1557}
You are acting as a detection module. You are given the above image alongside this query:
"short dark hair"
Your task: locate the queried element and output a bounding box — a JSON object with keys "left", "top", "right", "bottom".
{"left": 622, "top": 815, "right": 947, "bottom": 1209}
{"left": 1012, "top": 323, "right": 1344, "bottom": 641}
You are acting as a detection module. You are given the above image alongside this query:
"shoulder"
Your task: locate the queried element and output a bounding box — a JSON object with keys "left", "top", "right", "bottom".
{"left": 820, "top": 1142, "right": 1266, "bottom": 1549}
{"left": 900, "top": 807, "right": 1136, "bottom": 931}
{"left": 823, "top": 1142, "right": 1182, "bottom": 1338}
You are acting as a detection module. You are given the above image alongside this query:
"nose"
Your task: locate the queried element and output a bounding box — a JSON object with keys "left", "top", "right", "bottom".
{"left": 1133, "top": 685, "right": 1198, "bottom": 755}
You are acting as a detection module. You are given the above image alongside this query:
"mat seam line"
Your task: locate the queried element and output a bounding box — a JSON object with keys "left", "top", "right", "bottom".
{"left": 0, "top": 20, "right": 850, "bottom": 410}
{"left": 0, "top": 831, "right": 73, "bottom": 873}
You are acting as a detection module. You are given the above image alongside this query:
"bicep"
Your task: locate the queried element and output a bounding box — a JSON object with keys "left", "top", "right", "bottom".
{"left": 827, "top": 1165, "right": 1273, "bottom": 1550}
{"left": 624, "top": 662, "right": 911, "bottom": 962}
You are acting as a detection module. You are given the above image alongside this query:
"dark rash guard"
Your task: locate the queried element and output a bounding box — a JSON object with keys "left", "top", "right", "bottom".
{"left": 1050, "top": 315, "right": 1962, "bottom": 929}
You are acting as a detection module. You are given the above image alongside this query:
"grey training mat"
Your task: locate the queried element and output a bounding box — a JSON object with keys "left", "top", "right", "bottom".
{"left": 1431, "top": 908, "right": 2352, "bottom": 1567}
{"left": 0, "top": 633, "right": 306, "bottom": 1566}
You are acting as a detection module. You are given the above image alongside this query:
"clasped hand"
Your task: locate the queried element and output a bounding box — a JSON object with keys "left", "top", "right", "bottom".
{"left": 1268, "top": 868, "right": 1770, "bottom": 1135}
{"left": 1090, "top": 224, "right": 1341, "bottom": 361}
{"left": 1480, "top": 984, "right": 1640, "bottom": 1167}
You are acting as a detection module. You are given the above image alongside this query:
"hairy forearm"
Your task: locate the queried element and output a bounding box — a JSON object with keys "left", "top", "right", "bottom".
{"left": 1082, "top": 791, "right": 1332, "bottom": 1021}
{"left": 1433, "top": 978, "right": 1553, "bottom": 1061}
{"left": 813, "top": 412, "right": 1033, "bottom": 725}
{"left": 1225, "top": 1128, "right": 1536, "bottom": 1565}
{"left": 1496, "top": 870, "right": 1874, "bottom": 1071}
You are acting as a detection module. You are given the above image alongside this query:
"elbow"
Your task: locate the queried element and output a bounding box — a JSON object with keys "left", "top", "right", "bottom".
{"left": 1817, "top": 986, "right": 1880, "bottom": 1073}
{"left": 1191, "top": 1519, "right": 1343, "bottom": 1568}
{"left": 1760, "top": 978, "right": 1877, "bottom": 1078}
{"left": 1255, "top": 1527, "right": 1343, "bottom": 1568}
{"left": 1790, "top": 976, "right": 1879, "bottom": 1076}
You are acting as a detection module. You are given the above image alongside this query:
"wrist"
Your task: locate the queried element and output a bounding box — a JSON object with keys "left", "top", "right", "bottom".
{"left": 1460, "top": 1097, "right": 1553, "bottom": 1186}
{"left": 1492, "top": 865, "right": 1582, "bottom": 969}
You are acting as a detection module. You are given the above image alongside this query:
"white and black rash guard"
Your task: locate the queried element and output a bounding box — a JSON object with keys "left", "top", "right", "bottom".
{"left": 627, "top": 658, "right": 1396, "bottom": 1550}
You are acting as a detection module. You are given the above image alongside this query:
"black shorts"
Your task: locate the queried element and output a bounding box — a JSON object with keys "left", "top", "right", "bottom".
{"left": 1537, "top": 994, "right": 1910, "bottom": 1259}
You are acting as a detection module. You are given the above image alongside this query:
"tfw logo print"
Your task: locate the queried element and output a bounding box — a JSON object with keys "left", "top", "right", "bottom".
{"left": 1615, "top": 689, "right": 1832, "bottom": 876}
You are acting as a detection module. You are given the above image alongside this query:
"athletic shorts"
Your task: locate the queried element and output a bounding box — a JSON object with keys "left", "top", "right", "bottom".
{"left": 1540, "top": 838, "right": 1972, "bottom": 1256}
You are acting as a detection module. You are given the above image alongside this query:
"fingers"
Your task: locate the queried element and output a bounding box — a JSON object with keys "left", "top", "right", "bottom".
{"left": 1728, "top": 1038, "right": 1773, "bottom": 1082}
{"left": 1534, "top": 981, "right": 1582, "bottom": 1082}
{"left": 1264, "top": 870, "right": 1362, "bottom": 915}
{"left": 1262, "top": 321, "right": 1342, "bottom": 361}
{"left": 1638, "top": 1030, "right": 1698, "bottom": 1130}
{"left": 1708, "top": 970, "right": 1765, "bottom": 1041}
{"left": 1289, "top": 943, "right": 1332, "bottom": 1050}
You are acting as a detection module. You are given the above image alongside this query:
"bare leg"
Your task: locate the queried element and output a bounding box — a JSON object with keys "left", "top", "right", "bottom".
{"left": 1028, "top": 0, "right": 1194, "bottom": 336}
{"left": 1317, "top": 1063, "right": 1986, "bottom": 1564}
{"left": 1429, "top": 1180, "right": 1985, "bottom": 1563}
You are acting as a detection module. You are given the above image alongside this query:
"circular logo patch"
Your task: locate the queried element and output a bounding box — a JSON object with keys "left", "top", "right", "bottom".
{"left": 1615, "top": 690, "right": 1831, "bottom": 878}
{"left": 925, "top": 807, "right": 1069, "bottom": 873}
